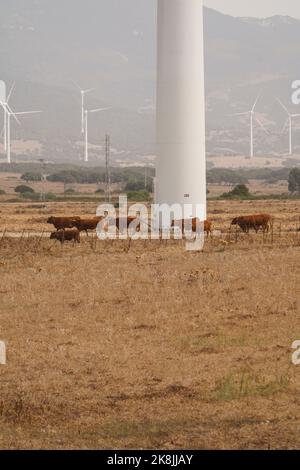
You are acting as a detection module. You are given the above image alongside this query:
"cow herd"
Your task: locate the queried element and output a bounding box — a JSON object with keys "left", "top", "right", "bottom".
{"left": 47, "top": 215, "right": 142, "bottom": 244}
{"left": 46, "top": 213, "right": 273, "bottom": 245}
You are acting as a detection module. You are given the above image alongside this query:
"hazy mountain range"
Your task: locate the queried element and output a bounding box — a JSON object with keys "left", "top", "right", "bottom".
{"left": 1, "top": 0, "right": 300, "bottom": 164}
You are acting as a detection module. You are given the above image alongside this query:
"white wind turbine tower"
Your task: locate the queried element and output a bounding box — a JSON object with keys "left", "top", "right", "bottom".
{"left": 0, "top": 80, "right": 6, "bottom": 150}
{"left": 156, "top": 0, "right": 206, "bottom": 223}
{"left": 0, "top": 99, "right": 41, "bottom": 164}
{"left": 232, "top": 93, "right": 269, "bottom": 158}
{"left": 277, "top": 99, "right": 300, "bottom": 156}
{"left": 84, "top": 107, "right": 111, "bottom": 163}
{"left": 0, "top": 82, "right": 16, "bottom": 152}
{"left": 72, "top": 81, "right": 95, "bottom": 134}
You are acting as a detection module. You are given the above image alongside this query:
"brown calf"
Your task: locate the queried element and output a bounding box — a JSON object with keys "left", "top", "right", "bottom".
{"left": 50, "top": 228, "right": 81, "bottom": 244}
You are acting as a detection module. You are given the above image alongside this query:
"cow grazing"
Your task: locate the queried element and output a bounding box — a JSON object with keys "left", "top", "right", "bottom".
{"left": 231, "top": 214, "right": 272, "bottom": 233}
{"left": 50, "top": 228, "right": 80, "bottom": 244}
{"left": 47, "top": 216, "right": 80, "bottom": 231}
{"left": 73, "top": 216, "right": 104, "bottom": 235}
{"left": 171, "top": 218, "right": 212, "bottom": 237}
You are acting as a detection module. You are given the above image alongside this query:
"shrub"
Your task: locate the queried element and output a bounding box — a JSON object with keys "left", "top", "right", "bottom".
{"left": 21, "top": 172, "right": 42, "bottom": 182}
{"left": 20, "top": 192, "right": 40, "bottom": 201}
{"left": 288, "top": 168, "right": 300, "bottom": 193}
{"left": 45, "top": 193, "right": 57, "bottom": 201}
{"left": 221, "top": 184, "right": 251, "bottom": 200}
{"left": 207, "top": 169, "right": 248, "bottom": 185}
{"left": 0, "top": 189, "right": 6, "bottom": 195}
{"left": 127, "top": 190, "right": 151, "bottom": 201}
{"left": 47, "top": 171, "right": 78, "bottom": 184}
{"left": 15, "top": 185, "right": 35, "bottom": 194}
{"left": 230, "top": 184, "right": 250, "bottom": 197}
{"left": 125, "top": 178, "right": 153, "bottom": 193}
{"left": 47, "top": 169, "right": 112, "bottom": 184}
{"left": 64, "top": 188, "right": 75, "bottom": 194}
{"left": 125, "top": 179, "right": 145, "bottom": 191}
{"left": 95, "top": 188, "right": 105, "bottom": 194}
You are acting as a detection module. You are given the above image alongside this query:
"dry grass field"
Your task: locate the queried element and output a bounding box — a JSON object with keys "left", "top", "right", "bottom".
{"left": 0, "top": 199, "right": 299, "bottom": 449}
{"left": 208, "top": 154, "right": 289, "bottom": 169}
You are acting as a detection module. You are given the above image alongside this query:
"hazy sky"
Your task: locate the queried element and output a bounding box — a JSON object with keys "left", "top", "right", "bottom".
{"left": 204, "top": 0, "right": 300, "bottom": 19}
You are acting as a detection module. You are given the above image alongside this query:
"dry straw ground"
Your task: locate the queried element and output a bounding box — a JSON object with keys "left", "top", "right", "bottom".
{"left": 0, "top": 199, "right": 299, "bottom": 449}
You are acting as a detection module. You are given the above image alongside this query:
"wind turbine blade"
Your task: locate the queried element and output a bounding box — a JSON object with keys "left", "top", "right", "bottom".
{"left": 14, "top": 111, "right": 42, "bottom": 116}
{"left": 291, "top": 114, "right": 300, "bottom": 118}
{"left": 230, "top": 112, "right": 249, "bottom": 117}
{"left": 88, "top": 107, "right": 112, "bottom": 114}
{"left": 255, "top": 116, "right": 269, "bottom": 135}
{"left": 252, "top": 92, "right": 262, "bottom": 112}
{"left": 277, "top": 98, "right": 290, "bottom": 116}
{"left": 71, "top": 79, "right": 82, "bottom": 91}
{"left": 83, "top": 88, "right": 95, "bottom": 94}
{"left": 0, "top": 100, "right": 6, "bottom": 112}
{"left": 6, "top": 82, "right": 15, "bottom": 103}
{"left": 5, "top": 103, "right": 21, "bottom": 126}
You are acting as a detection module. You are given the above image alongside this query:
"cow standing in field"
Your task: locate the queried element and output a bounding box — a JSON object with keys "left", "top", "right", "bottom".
{"left": 94, "top": 216, "right": 142, "bottom": 237}
{"left": 171, "top": 218, "right": 213, "bottom": 237}
{"left": 47, "top": 216, "right": 80, "bottom": 231}
{"left": 73, "top": 216, "right": 104, "bottom": 235}
{"left": 231, "top": 214, "right": 272, "bottom": 233}
{"left": 116, "top": 216, "right": 141, "bottom": 232}
{"left": 50, "top": 228, "right": 81, "bottom": 244}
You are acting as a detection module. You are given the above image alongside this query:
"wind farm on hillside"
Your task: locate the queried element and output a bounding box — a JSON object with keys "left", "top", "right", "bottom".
{"left": 1, "top": 4, "right": 300, "bottom": 165}
{"left": 1, "top": 78, "right": 300, "bottom": 168}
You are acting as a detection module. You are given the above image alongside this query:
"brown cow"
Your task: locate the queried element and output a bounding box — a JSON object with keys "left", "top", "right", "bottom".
{"left": 99, "top": 216, "right": 141, "bottom": 232}
{"left": 204, "top": 220, "right": 213, "bottom": 237}
{"left": 231, "top": 214, "right": 272, "bottom": 233}
{"left": 47, "top": 216, "right": 80, "bottom": 231}
{"left": 73, "top": 216, "right": 104, "bottom": 235}
{"left": 50, "top": 228, "right": 80, "bottom": 244}
{"left": 116, "top": 216, "right": 141, "bottom": 232}
{"left": 171, "top": 218, "right": 212, "bottom": 237}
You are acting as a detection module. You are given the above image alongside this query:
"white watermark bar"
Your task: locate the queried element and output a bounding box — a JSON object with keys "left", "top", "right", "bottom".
{"left": 292, "top": 340, "right": 300, "bottom": 365}
{"left": 0, "top": 341, "right": 6, "bottom": 365}
{"left": 292, "top": 80, "right": 300, "bottom": 105}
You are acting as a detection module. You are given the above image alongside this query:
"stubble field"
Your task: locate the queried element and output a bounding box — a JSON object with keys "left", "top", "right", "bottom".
{"left": 0, "top": 199, "right": 299, "bottom": 449}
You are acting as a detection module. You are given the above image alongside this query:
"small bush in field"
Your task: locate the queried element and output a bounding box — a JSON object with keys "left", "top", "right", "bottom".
{"left": 127, "top": 190, "right": 151, "bottom": 201}
{"left": 15, "top": 185, "right": 35, "bottom": 194}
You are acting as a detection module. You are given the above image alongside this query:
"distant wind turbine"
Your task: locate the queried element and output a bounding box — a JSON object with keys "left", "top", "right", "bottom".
{"left": 231, "top": 93, "right": 268, "bottom": 158}
{"left": 0, "top": 99, "right": 41, "bottom": 163}
{"left": 277, "top": 99, "right": 300, "bottom": 156}
{"left": 72, "top": 80, "right": 95, "bottom": 134}
{"left": 0, "top": 80, "right": 6, "bottom": 150}
{"left": 0, "top": 82, "right": 16, "bottom": 152}
{"left": 84, "top": 107, "right": 111, "bottom": 163}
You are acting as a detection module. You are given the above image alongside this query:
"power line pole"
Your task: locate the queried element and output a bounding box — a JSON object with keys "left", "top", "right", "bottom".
{"left": 39, "top": 158, "right": 46, "bottom": 203}
{"left": 144, "top": 165, "right": 148, "bottom": 190}
{"left": 105, "top": 134, "right": 111, "bottom": 203}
